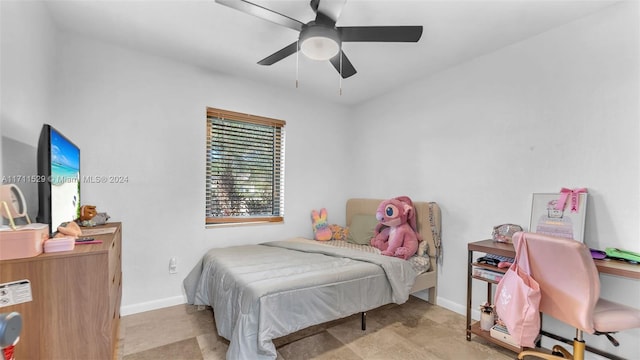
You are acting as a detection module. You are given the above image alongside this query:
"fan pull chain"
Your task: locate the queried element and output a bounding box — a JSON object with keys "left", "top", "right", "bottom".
{"left": 296, "top": 39, "right": 299, "bottom": 89}
{"left": 339, "top": 47, "right": 342, "bottom": 95}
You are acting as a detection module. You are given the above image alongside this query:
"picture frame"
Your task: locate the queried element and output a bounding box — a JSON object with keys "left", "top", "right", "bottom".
{"left": 529, "top": 192, "right": 588, "bottom": 243}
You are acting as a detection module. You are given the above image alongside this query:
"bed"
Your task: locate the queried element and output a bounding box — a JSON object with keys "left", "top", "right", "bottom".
{"left": 183, "top": 198, "right": 441, "bottom": 359}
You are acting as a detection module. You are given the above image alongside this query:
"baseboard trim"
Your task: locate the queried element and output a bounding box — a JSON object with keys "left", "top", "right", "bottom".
{"left": 120, "top": 295, "right": 186, "bottom": 316}
{"left": 435, "top": 297, "right": 467, "bottom": 315}
{"left": 437, "top": 298, "right": 484, "bottom": 320}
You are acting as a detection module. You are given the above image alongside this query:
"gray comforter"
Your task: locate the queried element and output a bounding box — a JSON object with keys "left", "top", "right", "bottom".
{"left": 183, "top": 237, "right": 418, "bottom": 359}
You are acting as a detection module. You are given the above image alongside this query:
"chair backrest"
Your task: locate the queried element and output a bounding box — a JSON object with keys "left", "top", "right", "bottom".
{"left": 513, "top": 232, "right": 600, "bottom": 333}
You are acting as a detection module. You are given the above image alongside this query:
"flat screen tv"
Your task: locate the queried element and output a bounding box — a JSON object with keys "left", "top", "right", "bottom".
{"left": 36, "top": 124, "right": 81, "bottom": 235}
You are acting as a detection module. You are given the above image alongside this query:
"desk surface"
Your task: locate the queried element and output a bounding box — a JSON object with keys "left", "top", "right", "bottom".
{"left": 469, "top": 239, "right": 640, "bottom": 280}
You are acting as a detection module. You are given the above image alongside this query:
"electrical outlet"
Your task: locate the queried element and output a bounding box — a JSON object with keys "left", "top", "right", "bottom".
{"left": 169, "top": 257, "right": 177, "bottom": 274}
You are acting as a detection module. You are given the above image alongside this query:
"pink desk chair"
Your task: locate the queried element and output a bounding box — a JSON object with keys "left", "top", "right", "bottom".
{"left": 512, "top": 232, "right": 640, "bottom": 360}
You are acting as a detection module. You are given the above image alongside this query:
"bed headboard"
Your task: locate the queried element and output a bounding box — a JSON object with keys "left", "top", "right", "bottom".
{"left": 346, "top": 198, "right": 442, "bottom": 261}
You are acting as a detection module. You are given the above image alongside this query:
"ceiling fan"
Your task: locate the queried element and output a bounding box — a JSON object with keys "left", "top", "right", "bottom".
{"left": 215, "top": 0, "right": 423, "bottom": 79}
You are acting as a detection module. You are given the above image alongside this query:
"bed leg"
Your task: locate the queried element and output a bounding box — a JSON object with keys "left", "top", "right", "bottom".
{"left": 361, "top": 312, "right": 366, "bottom": 331}
{"left": 428, "top": 286, "right": 437, "bottom": 305}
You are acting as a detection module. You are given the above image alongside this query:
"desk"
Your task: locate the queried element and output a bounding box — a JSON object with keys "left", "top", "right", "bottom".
{"left": 594, "top": 258, "right": 640, "bottom": 279}
{"left": 466, "top": 239, "right": 639, "bottom": 358}
{"left": 469, "top": 239, "right": 640, "bottom": 279}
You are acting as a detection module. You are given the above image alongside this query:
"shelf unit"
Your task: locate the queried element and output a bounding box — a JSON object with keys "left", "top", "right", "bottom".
{"left": 466, "top": 239, "right": 640, "bottom": 358}
{"left": 466, "top": 239, "right": 523, "bottom": 353}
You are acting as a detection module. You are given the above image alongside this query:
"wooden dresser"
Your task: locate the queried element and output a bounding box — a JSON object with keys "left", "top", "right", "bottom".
{"left": 0, "top": 222, "right": 122, "bottom": 360}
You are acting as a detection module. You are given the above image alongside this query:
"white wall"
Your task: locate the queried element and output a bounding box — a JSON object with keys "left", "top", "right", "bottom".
{"left": 0, "top": 1, "right": 58, "bottom": 201}
{"left": 48, "top": 30, "right": 352, "bottom": 314}
{"left": 0, "top": 1, "right": 57, "bottom": 144}
{"left": 348, "top": 2, "right": 638, "bottom": 358}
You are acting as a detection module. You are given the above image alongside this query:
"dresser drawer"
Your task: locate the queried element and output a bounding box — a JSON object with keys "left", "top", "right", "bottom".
{"left": 110, "top": 274, "right": 122, "bottom": 352}
{"left": 108, "top": 228, "right": 122, "bottom": 322}
{"left": 108, "top": 228, "right": 121, "bottom": 276}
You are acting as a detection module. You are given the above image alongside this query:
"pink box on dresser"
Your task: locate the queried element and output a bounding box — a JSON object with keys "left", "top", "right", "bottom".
{"left": 0, "top": 223, "right": 49, "bottom": 260}
{"left": 44, "top": 237, "right": 75, "bottom": 253}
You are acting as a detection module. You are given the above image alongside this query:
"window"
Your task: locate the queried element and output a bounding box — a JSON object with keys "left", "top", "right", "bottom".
{"left": 206, "top": 107, "right": 285, "bottom": 225}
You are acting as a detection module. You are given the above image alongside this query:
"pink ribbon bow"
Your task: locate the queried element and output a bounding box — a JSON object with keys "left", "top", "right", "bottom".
{"left": 555, "top": 188, "right": 587, "bottom": 213}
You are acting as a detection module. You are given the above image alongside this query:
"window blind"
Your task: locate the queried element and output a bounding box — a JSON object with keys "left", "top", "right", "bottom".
{"left": 206, "top": 108, "right": 285, "bottom": 224}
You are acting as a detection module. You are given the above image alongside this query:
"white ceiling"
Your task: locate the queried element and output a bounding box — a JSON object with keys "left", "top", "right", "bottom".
{"left": 44, "top": 0, "right": 620, "bottom": 105}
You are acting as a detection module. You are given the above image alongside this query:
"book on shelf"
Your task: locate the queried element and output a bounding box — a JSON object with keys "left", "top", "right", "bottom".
{"left": 490, "top": 324, "right": 519, "bottom": 348}
{"left": 472, "top": 267, "right": 504, "bottom": 282}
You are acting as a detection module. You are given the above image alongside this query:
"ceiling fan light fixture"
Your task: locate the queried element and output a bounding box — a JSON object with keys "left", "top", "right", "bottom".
{"left": 301, "top": 36, "right": 339, "bottom": 60}
{"left": 299, "top": 25, "right": 340, "bottom": 61}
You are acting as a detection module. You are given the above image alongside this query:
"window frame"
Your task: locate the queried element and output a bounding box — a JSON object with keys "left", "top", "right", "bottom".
{"left": 205, "top": 107, "right": 285, "bottom": 225}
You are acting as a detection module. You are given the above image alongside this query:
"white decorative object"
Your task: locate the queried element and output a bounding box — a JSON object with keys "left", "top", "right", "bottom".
{"left": 479, "top": 302, "right": 495, "bottom": 331}
{"left": 481, "top": 311, "right": 495, "bottom": 331}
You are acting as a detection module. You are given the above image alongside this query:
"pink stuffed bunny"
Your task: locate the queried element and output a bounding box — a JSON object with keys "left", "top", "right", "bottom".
{"left": 370, "top": 196, "right": 422, "bottom": 260}
{"left": 311, "top": 208, "right": 332, "bottom": 241}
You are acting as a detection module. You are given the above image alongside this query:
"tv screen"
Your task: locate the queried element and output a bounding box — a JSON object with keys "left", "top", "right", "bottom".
{"left": 36, "top": 124, "right": 80, "bottom": 235}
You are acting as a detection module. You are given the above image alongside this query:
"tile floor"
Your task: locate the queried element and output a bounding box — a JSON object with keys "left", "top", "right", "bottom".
{"left": 117, "top": 296, "right": 520, "bottom": 360}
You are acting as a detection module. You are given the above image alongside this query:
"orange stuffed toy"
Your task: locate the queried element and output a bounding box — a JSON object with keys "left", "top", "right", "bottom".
{"left": 80, "top": 205, "right": 97, "bottom": 221}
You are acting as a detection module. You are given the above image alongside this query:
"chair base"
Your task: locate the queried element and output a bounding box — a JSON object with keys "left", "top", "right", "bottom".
{"left": 518, "top": 339, "right": 585, "bottom": 360}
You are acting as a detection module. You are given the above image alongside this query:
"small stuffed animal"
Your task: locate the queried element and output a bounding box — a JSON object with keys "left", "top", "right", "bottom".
{"left": 80, "top": 212, "right": 110, "bottom": 227}
{"left": 311, "top": 208, "right": 332, "bottom": 241}
{"left": 370, "top": 196, "right": 422, "bottom": 260}
{"left": 78, "top": 204, "right": 110, "bottom": 227}
{"left": 329, "top": 224, "right": 349, "bottom": 240}
{"left": 80, "top": 205, "right": 98, "bottom": 221}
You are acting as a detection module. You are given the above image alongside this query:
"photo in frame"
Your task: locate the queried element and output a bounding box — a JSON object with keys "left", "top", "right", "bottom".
{"left": 529, "top": 192, "right": 588, "bottom": 243}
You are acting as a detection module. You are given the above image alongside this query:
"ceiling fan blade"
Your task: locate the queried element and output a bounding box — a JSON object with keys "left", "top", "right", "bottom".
{"left": 313, "top": 0, "right": 347, "bottom": 24}
{"left": 329, "top": 51, "right": 357, "bottom": 79}
{"left": 215, "top": 0, "right": 304, "bottom": 32}
{"left": 339, "top": 26, "right": 423, "bottom": 42}
{"left": 258, "top": 41, "right": 299, "bottom": 65}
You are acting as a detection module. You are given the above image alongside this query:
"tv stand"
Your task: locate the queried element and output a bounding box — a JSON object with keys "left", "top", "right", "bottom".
{"left": 0, "top": 222, "right": 122, "bottom": 359}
